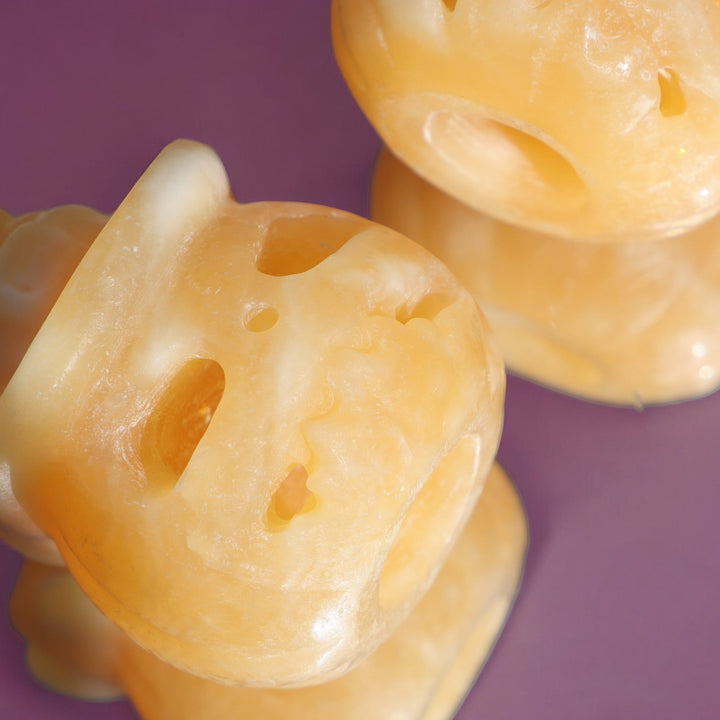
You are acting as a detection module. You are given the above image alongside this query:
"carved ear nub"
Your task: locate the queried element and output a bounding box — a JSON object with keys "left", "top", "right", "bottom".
{"left": 127, "top": 140, "right": 231, "bottom": 243}
{"left": 81, "top": 140, "right": 231, "bottom": 286}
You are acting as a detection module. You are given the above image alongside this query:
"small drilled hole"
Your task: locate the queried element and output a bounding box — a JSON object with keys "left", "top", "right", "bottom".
{"left": 396, "top": 293, "right": 453, "bottom": 324}
{"left": 245, "top": 306, "right": 279, "bottom": 332}
{"left": 658, "top": 68, "right": 687, "bottom": 117}
{"left": 267, "top": 464, "right": 316, "bottom": 529}
{"left": 256, "top": 213, "right": 366, "bottom": 277}
{"left": 141, "top": 359, "right": 225, "bottom": 485}
{"left": 442, "top": 0, "right": 458, "bottom": 10}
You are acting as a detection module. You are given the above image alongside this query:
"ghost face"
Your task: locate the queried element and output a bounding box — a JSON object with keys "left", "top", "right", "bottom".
{"left": 0, "top": 141, "right": 504, "bottom": 687}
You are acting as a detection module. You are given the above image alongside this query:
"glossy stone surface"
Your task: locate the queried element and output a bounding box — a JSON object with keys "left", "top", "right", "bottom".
{"left": 5, "top": 3, "right": 719, "bottom": 720}
{"left": 372, "top": 146, "right": 720, "bottom": 405}
{"left": 10, "top": 463, "right": 527, "bottom": 720}
{"left": 333, "top": 0, "right": 720, "bottom": 240}
{"left": 0, "top": 140, "right": 505, "bottom": 688}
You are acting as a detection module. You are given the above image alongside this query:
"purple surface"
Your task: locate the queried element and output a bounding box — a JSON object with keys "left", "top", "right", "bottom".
{"left": 1, "top": 2, "right": 719, "bottom": 719}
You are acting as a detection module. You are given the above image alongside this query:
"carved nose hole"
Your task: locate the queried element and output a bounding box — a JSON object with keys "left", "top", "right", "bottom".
{"left": 658, "top": 68, "right": 687, "bottom": 117}
{"left": 141, "top": 358, "right": 225, "bottom": 487}
{"left": 267, "top": 464, "right": 316, "bottom": 529}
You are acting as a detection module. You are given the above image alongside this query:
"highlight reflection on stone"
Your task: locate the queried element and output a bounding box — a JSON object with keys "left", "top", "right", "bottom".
{"left": 372, "top": 146, "right": 720, "bottom": 405}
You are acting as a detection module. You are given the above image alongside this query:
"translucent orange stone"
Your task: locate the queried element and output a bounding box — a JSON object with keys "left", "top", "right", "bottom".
{"left": 0, "top": 205, "right": 106, "bottom": 394}
{"left": 332, "top": 0, "right": 720, "bottom": 240}
{"left": 1, "top": 205, "right": 106, "bottom": 563}
{"left": 372, "top": 146, "right": 720, "bottom": 405}
{"left": 0, "top": 140, "right": 505, "bottom": 687}
{"left": 11, "top": 463, "right": 527, "bottom": 720}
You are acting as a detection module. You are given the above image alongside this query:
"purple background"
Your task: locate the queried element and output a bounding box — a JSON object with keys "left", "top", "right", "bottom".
{"left": 1, "top": 3, "right": 719, "bottom": 718}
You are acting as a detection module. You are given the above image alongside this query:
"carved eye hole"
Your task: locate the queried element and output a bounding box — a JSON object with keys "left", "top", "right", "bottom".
{"left": 141, "top": 358, "right": 225, "bottom": 487}
{"left": 256, "top": 214, "right": 366, "bottom": 277}
{"left": 658, "top": 68, "right": 687, "bottom": 117}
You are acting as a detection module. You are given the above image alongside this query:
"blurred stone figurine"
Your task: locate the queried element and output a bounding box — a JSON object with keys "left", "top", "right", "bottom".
{"left": 333, "top": 0, "right": 720, "bottom": 405}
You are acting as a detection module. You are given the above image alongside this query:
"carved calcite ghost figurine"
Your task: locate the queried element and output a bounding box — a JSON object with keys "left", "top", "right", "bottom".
{"left": 0, "top": 140, "right": 507, "bottom": 689}
{"left": 332, "top": 0, "right": 720, "bottom": 240}
{"left": 372, "top": 147, "right": 720, "bottom": 405}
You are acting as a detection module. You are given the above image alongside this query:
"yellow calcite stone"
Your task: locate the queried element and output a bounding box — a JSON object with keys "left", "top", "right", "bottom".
{"left": 0, "top": 140, "right": 505, "bottom": 687}
{"left": 372, "top": 146, "right": 720, "bottom": 405}
{"left": 11, "top": 463, "right": 527, "bottom": 720}
{"left": 332, "top": 0, "right": 720, "bottom": 240}
{"left": 1, "top": 205, "right": 106, "bottom": 564}
{"left": 0, "top": 205, "right": 106, "bottom": 393}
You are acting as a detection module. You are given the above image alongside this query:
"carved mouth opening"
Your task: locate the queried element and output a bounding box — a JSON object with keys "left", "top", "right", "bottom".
{"left": 431, "top": 109, "right": 585, "bottom": 196}
{"left": 377, "top": 434, "right": 481, "bottom": 614}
